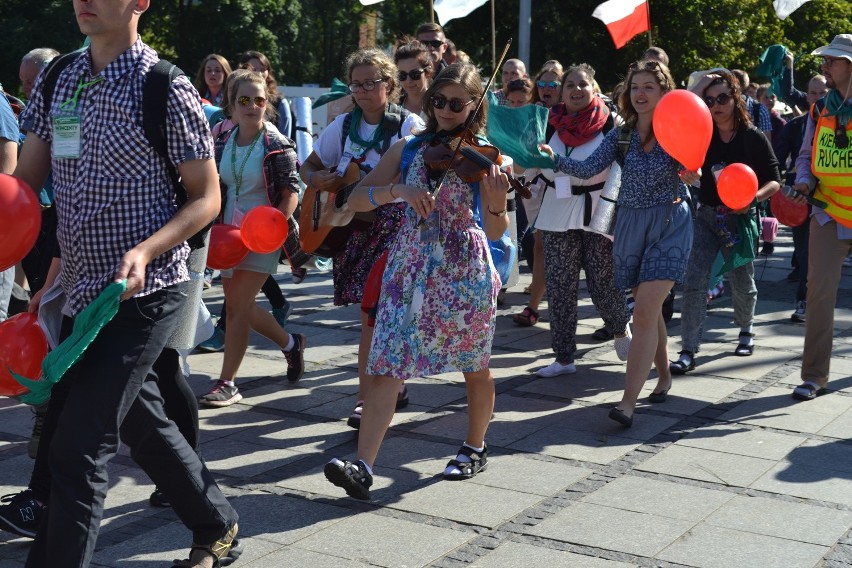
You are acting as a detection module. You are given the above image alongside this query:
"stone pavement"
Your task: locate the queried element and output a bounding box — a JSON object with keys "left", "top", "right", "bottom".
{"left": 2, "top": 227, "right": 852, "bottom": 568}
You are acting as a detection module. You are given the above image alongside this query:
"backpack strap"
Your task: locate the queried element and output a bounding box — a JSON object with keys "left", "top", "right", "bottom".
{"left": 142, "top": 60, "right": 210, "bottom": 250}
{"left": 810, "top": 97, "right": 826, "bottom": 123}
{"left": 41, "top": 50, "right": 84, "bottom": 113}
{"left": 380, "top": 103, "right": 410, "bottom": 154}
{"left": 615, "top": 126, "right": 632, "bottom": 168}
{"left": 340, "top": 111, "right": 353, "bottom": 154}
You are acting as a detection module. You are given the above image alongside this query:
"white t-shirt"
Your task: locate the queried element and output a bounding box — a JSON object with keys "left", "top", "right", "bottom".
{"left": 314, "top": 110, "right": 424, "bottom": 170}
{"left": 533, "top": 131, "right": 611, "bottom": 234}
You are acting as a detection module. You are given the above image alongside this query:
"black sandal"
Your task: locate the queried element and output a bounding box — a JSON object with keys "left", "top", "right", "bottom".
{"left": 592, "top": 327, "right": 614, "bottom": 341}
{"left": 444, "top": 444, "right": 488, "bottom": 480}
{"left": 735, "top": 332, "right": 755, "bottom": 356}
{"left": 669, "top": 351, "right": 695, "bottom": 375}
{"left": 172, "top": 525, "right": 241, "bottom": 567}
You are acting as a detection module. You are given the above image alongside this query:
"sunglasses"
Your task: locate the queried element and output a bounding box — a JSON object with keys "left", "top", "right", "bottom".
{"left": 431, "top": 95, "right": 474, "bottom": 113}
{"left": 237, "top": 96, "right": 267, "bottom": 108}
{"left": 348, "top": 78, "right": 385, "bottom": 93}
{"left": 704, "top": 93, "right": 732, "bottom": 108}
{"left": 420, "top": 39, "right": 445, "bottom": 49}
{"left": 536, "top": 80, "right": 560, "bottom": 89}
{"left": 398, "top": 68, "right": 426, "bottom": 81}
{"left": 630, "top": 60, "right": 663, "bottom": 71}
{"left": 508, "top": 79, "right": 529, "bottom": 88}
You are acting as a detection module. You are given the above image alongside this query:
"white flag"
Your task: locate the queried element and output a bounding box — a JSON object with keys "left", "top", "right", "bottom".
{"left": 434, "top": 0, "right": 490, "bottom": 25}
{"left": 773, "top": 0, "right": 811, "bottom": 19}
{"left": 358, "top": 0, "right": 385, "bottom": 5}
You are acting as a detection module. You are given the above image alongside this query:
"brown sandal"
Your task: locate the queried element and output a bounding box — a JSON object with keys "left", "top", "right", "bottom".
{"left": 512, "top": 306, "right": 539, "bottom": 326}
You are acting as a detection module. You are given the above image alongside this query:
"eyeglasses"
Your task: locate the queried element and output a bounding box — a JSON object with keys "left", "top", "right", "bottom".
{"left": 536, "top": 80, "right": 560, "bottom": 89}
{"left": 398, "top": 68, "right": 426, "bottom": 81}
{"left": 431, "top": 95, "right": 474, "bottom": 113}
{"left": 420, "top": 39, "right": 445, "bottom": 49}
{"left": 703, "top": 93, "right": 732, "bottom": 108}
{"left": 348, "top": 79, "right": 385, "bottom": 93}
{"left": 237, "top": 96, "right": 267, "bottom": 108}
{"left": 822, "top": 56, "right": 849, "bottom": 67}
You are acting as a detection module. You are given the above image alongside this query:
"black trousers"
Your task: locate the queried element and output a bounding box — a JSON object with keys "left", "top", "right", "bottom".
{"left": 26, "top": 285, "right": 236, "bottom": 568}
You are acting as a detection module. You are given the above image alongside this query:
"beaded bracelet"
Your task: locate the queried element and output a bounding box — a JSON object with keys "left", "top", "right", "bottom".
{"left": 368, "top": 186, "right": 379, "bottom": 207}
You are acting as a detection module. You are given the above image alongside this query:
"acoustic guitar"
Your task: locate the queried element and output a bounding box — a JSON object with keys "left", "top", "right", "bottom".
{"left": 299, "top": 163, "right": 376, "bottom": 257}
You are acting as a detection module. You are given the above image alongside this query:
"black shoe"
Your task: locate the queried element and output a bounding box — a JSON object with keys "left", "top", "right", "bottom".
{"left": 760, "top": 242, "right": 775, "bottom": 256}
{"left": 346, "top": 401, "right": 363, "bottom": 430}
{"left": 648, "top": 389, "right": 669, "bottom": 403}
{"left": 0, "top": 489, "right": 46, "bottom": 538}
{"left": 608, "top": 407, "right": 633, "bottom": 428}
{"left": 444, "top": 444, "right": 488, "bottom": 480}
{"left": 149, "top": 487, "right": 171, "bottom": 508}
{"left": 324, "top": 458, "right": 373, "bottom": 500}
{"left": 669, "top": 351, "right": 695, "bottom": 375}
{"left": 283, "top": 333, "right": 306, "bottom": 382}
{"left": 787, "top": 268, "right": 800, "bottom": 282}
{"left": 396, "top": 385, "right": 409, "bottom": 409}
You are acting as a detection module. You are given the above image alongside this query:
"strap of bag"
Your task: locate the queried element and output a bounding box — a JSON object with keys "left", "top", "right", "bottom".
{"left": 41, "top": 51, "right": 84, "bottom": 113}
{"left": 615, "top": 126, "right": 632, "bottom": 168}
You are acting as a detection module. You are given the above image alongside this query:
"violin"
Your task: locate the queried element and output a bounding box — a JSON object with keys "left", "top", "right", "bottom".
{"left": 423, "top": 132, "right": 533, "bottom": 199}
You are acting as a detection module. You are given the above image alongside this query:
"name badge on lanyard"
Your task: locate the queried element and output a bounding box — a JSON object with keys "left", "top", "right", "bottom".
{"left": 53, "top": 114, "right": 82, "bottom": 159}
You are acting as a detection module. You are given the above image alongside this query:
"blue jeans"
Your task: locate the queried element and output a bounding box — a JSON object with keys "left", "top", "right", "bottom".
{"left": 680, "top": 206, "right": 758, "bottom": 354}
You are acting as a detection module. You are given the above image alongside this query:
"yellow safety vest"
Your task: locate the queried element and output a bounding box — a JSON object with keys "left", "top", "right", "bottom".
{"left": 811, "top": 106, "right": 852, "bottom": 228}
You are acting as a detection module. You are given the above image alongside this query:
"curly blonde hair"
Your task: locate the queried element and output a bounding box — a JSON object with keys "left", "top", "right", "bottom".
{"left": 344, "top": 48, "right": 400, "bottom": 106}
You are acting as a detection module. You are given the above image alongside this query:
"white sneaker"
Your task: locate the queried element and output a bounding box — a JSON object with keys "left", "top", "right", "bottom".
{"left": 791, "top": 300, "right": 806, "bottom": 323}
{"left": 537, "top": 360, "right": 577, "bottom": 377}
{"left": 614, "top": 323, "right": 632, "bottom": 361}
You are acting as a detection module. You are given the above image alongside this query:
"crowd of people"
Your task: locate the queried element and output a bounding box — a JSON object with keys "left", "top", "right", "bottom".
{"left": 0, "top": 1, "right": 850, "bottom": 565}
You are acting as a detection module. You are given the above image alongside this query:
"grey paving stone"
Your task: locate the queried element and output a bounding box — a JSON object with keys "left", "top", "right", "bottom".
{"left": 373, "top": 437, "right": 465, "bottom": 475}
{"left": 529, "top": 404, "right": 680, "bottom": 442}
{"left": 704, "top": 494, "right": 852, "bottom": 546}
{"left": 637, "top": 445, "right": 776, "bottom": 487}
{"left": 751, "top": 462, "right": 852, "bottom": 507}
{"left": 276, "top": 460, "right": 427, "bottom": 503}
{"left": 411, "top": 410, "right": 546, "bottom": 448}
{"left": 526, "top": 501, "right": 694, "bottom": 557}
{"left": 296, "top": 512, "right": 473, "bottom": 567}
{"left": 227, "top": 492, "right": 350, "bottom": 546}
{"left": 676, "top": 423, "right": 807, "bottom": 460}
{"left": 657, "top": 523, "right": 827, "bottom": 568}
{"left": 582, "top": 476, "right": 735, "bottom": 521}
{"left": 470, "top": 541, "right": 634, "bottom": 567}
{"left": 515, "top": 365, "right": 626, "bottom": 405}
{"left": 227, "top": 415, "right": 353, "bottom": 455}
{"left": 239, "top": 546, "right": 375, "bottom": 567}
{"left": 199, "top": 437, "right": 306, "bottom": 478}
{"left": 509, "top": 426, "right": 641, "bottom": 465}
{"left": 465, "top": 454, "right": 593, "bottom": 496}
{"left": 239, "top": 382, "right": 349, "bottom": 413}
{"left": 818, "top": 408, "right": 852, "bottom": 439}
{"left": 388, "top": 477, "right": 544, "bottom": 528}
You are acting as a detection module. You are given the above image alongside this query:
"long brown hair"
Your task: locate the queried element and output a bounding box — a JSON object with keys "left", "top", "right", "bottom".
{"left": 193, "top": 54, "right": 232, "bottom": 96}
{"left": 238, "top": 50, "right": 283, "bottom": 105}
{"left": 703, "top": 71, "right": 753, "bottom": 131}
{"left": 618, "top": 60, "right": 676, "bottom": 144}
{"left": 421, "top": 63, "right": 487, "bottom": 136}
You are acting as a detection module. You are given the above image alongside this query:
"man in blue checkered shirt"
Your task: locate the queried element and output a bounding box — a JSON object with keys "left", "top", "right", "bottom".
{"left": 13, "top": 1, "right": 239, "bottom": 566}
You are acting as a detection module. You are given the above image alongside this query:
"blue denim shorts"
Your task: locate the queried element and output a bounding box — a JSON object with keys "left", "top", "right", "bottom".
{"left": 612, "top": 200, "right": 693, "bottom": 289}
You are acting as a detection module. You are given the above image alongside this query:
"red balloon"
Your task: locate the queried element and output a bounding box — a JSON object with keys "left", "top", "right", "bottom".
{"left": 0, "top": 313, "right": 48, "bottom": 397}
{"left": 207, "top": 224, "right": 249, "bottom": 270}
{"left": 0, "top": 174, "right": 42, "bottom": 271}
{"left": 771, "top": 191, "right": 808, "bottom": 227}
{"left": 717, "top": 163, "right": 759, "bottom": 210}
{"left": 241, "top": 206, "right": 288, "bottom": 254}
{"left": 652, "top": 90, "right": 713, "bottom": 171}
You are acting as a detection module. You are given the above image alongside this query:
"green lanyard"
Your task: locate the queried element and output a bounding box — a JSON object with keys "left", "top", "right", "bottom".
{"left": 230, "top": 126, "right": 265, "bottom": 197}
{"left": 348, "top": 106, "right": 385, "bottom": 157}
{"left": 59, "top": 75, "right": 104, "bottom": 113}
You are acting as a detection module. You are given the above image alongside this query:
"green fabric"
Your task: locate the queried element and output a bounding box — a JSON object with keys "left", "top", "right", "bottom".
{"left": 757, "top": 44, "right": 787, "bottom": 98}
{"left": 825, "top": 89, "right": 852, "bottom": 123}
{"left": 312, "top": 78, "right": 351, "bottom": 109}
{"left": 485, "top": 91, "right": 554, "bottom": 169}
{"left": 717, "top": 215, "right": 759, "bottom": 277}
{"left": 13, "top": 280, "right": 127, "bottom": 406}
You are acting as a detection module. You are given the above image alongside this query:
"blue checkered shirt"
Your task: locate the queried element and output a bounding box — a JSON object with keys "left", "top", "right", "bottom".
{"left": 21, "top": 39, "right": 213, "bottom": 315}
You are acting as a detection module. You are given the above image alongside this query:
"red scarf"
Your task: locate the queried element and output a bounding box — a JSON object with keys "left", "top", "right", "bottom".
{"left": 548, "top": 96, "right": 609, "bottom": 148}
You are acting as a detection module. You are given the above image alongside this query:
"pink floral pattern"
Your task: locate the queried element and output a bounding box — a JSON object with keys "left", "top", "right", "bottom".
{"left": 367, "top": 147, "right": 500, "bottom": 379}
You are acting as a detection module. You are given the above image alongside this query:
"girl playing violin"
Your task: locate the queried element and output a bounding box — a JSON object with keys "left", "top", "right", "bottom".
{"left": 324, "top": 63, "right": 510, "bottom": 500}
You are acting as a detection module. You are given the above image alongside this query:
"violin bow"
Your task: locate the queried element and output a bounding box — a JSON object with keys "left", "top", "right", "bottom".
{"left": 426, "top": 37, "right": 513, "bottom": 204}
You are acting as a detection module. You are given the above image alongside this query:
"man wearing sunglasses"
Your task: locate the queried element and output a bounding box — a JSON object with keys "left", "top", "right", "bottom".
{"left": 416, "top": 22, "right": 449, "bottom": 74}
{"left": 789, "top": 34, "right": 852, "bottom": 403}
{"left": 493, "top": 58, "right": 528, "bottom": 107}
{"left": 10, "top": 0, "right": 239, "bottom": 566}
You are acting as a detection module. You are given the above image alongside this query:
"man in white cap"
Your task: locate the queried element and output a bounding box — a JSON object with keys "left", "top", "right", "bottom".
{"left": 790, "top": 33, "right": 852, "bottom": 401}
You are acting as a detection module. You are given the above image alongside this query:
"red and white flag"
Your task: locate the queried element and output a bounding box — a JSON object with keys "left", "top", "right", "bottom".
{"left": 592, "top": 0, "right": 650, "bottom": 49}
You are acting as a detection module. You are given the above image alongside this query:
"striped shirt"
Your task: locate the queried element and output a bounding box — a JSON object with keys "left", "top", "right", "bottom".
{"left": 21, "top": 39, "right": 213, "bottom": 315}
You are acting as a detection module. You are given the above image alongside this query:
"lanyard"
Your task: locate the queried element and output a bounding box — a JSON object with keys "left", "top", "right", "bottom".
{"left": 230, "top": 126, "right": 264, "bottom": 197}
{"left": 59, "top": 75, "right": 104, "bottom": 113}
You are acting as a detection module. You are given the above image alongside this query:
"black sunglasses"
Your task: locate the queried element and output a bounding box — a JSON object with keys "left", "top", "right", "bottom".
{"left": 398, "top": 68, "right": 426, "bottom": 81}
{"left": 421, "top": 39, "right": 445, "bottom": 49}
{"left": 704, "top": 93, "right": 732, "bottom": 108}
{"left": 431, "top": 95, "right": 474, "bottom": 113}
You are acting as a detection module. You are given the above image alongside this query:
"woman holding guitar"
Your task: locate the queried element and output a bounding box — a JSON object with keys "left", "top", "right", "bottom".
{"left": 323, "top": 63, "right": 509, "bottom": 500}
{"left": 299, "top": 49, "right": 423, "bottom": 429}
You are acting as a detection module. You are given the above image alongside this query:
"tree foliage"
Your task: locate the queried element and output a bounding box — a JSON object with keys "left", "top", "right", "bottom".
{"left": 0, "top": 0, "right": 849, "bottom": 97}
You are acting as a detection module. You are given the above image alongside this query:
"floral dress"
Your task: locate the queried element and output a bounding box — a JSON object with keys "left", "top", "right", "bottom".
{"left": 367, "top": 143, "right": 501, "bottom": 379}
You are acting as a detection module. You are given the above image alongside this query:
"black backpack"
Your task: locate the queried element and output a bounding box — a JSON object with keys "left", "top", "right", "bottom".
{"left": 40, "top": 52, "right": 210, "bottom": 249}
